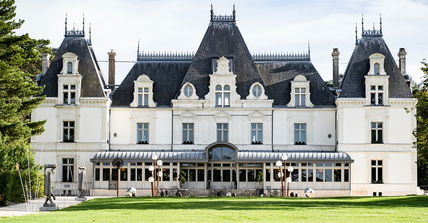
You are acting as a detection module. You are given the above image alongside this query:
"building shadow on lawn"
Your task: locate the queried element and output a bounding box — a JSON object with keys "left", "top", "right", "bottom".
{"left": 62, "top": 196, "right": 428, "bottom": 212}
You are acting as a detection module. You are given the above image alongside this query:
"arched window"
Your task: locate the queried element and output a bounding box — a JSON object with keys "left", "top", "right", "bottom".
{"left": 184, "top": 84, "right": 193, "bottom": 97}
{"left": 67, "top": 62, "right": 73, "bottom": 74}
{"left": 208, "top": 146, "right": 235, "bottom": 161}
{"left": 224, "top": 85, "right": 230, "bottom": 107}
{"left": 374, "top": 63, "right": 380, "bottom": 75}
{"left": 215, "top": 85, "right": 222, "bottom": 107}
{"left": 252, "top": 84, "right": 262, "bottom": 97}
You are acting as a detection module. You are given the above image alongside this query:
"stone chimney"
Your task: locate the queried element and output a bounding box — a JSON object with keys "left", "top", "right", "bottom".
{"left": 331, "top": 48, "right": 340, "bottom": 87}
{"left": 41, "top": 53, "right": 50, "bottom": 74}
{"left": 398, "top": 48, "right": 407, "bottom": 74}
{"left": 108, "top": 50, "right": 116, "bottom": 88}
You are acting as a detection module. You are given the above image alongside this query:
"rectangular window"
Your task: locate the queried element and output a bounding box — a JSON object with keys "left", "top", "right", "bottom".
{"left": 371, "top": 160, "right": 383, "bottom": 183}
{"left": 316, "top": 169, "right": 323, "bottom": 182}
{"left": 120, "top": 168, "right": 127, "bottom": 181}
{"left": 63, "top": 84, "right": 76, "bottom": 104}
{"left": 62, "top": 158, "right": 74, "bottom": 182}
{"left": 137, "top": 168, "right": 143, "bottom": 181}
{"left": 290, "top": 169, "right": 299, "bottom": 182}
{"left": 223, "top": 169, "right": 231, "bottom": 182}
{"left": 163, "top": 169, "right": 170, "bottom": 181}
{"left": 251, "top": 123, "right": 263, "bottom": 144}
{"left": 216, "top": 123, "right": 229, "bottom": 142}
{"left": 95, "top": 168, "right": 100, "bottom": 181}
{"left": 324, "top": 169, "right": 333, "bottom": 182}
{"left": 137, "top": 123, "right": 149, "bottom": 144}
{"left": 239, "top": 169, "right": 246, "bottom": 182}
{"left": 145, "top": 169, "right": 151, "bottom": 181}
{"left": 130, "top": 169, "right": 136, "bottom": 181}
{"left": 370, "top": 85, "right": 384, "bottom": 105}
{"left": 247, "top": 169, "right": 255, "bottom": 182}
{"left": 63, "top": 121, "right": 75, "bottom": 142}
{"left": 137, "top": 87, "right": 149, "bottom": 107}
{"left": 334, "top": 169, "right": 342, "bottom": 182}
{"left": 344, "top": 169, "right": 349, "bottom": 182}
{"left": 182, "top": 123, "right": 194, "bottom": 144}
{"left": 273, "top": 169, "right": 281, "bottom": 181}
{"left": 294, "top": 123, "right": 307, "bottom": 145}
{"left": 295, "top": 87, "right": 306, "bottom": 107}
{"left": 371, "top": 122, "right": 383, "bottom": 144}
{"left": 197, "top": 169, "right": 204, "bottom": 182}
{"left": 215, "top": 93, "right": 222, "bottom": 107}
{"left": 265, "top": 168, "right": 271, "bottom": 182}
{"left": 103, "top": 168, "right": 110, "bottom": 181}
{"left": 213, "top": 169, "right": 221, "bottom": 182}
{"left": 224, "top": 92, "right": 230, "bottom": 107}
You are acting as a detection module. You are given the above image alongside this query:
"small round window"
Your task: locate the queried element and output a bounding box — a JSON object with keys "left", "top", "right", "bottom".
{"left": 252, "top": 85, "right": 262, "bottom": 97}
{"left": 184, "top": 84, "right": 193, "bottom": 97}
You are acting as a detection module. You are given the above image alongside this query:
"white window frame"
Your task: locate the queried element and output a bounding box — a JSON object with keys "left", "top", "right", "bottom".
{"left": 371, "top": 122, "right": 383, "bottom": 144}
{"left": 137, "top": 123, "right": 149, "bottom": 144}
{"left": 371, "top": 160, "right": 383, "bottom": 183}
{"left": 295, "top": 87, "right": 306, "bottom": 107}
{"left": 62, "top": 158, "right": 74, "bottom": 182}
{"left": 251, "top": 123, "right": 263, "bottom": 144}
{"left": 182, "top": 123, "right": 194, "bottom": 144}
{"left": 370, "top": 85, "right": 384, "bottom": 105}
{"left": 215, "top": 85, "right": 230, "bottom": 107}
{"left": 63, "top": 121, "right": 75, "bottom": 142}
{"left": 63, "top": 84, "right": 76, "bottom": 104}
{"left": 216, "top": 123, "right": 229, "bottom": 142}
{"left": 294, "top": 123, "right": 307, "bottom": 145}
{"left": 137, "top": 87, "right": 149, "bottom": 107}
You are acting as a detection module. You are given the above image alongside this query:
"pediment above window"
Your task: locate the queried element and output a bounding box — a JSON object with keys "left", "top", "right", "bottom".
{"left": 214, "top": 56, "right": 233, "bottom": 75}
{"left": 214, "top": 111, "right": 231, "bottom": 122}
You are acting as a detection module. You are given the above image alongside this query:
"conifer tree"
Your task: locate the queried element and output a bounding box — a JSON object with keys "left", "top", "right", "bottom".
{"left": 0, "top": 0, "right": 51, "bottom": 205}
{"left": 414, "top": 60, "right": 428, "bottom": 186}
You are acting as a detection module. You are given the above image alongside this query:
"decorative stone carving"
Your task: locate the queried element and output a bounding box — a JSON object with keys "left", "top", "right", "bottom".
{"left": 214, "top": 56, "right": 233, "bottom": 75}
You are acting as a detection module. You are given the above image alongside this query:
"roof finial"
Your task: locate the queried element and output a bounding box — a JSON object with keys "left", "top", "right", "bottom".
{"left": 137, "top": 39, "right": 140, "bottom": 60}
{"left": 361, "top": 14, "right": 364, "bottom": 34}
{"left": 307, "top": 41, "right": 311, "bottom": 59}
{"left": 379, "top": 14, "right": 382, "bottom": 34}
{"left": 210, "top": 4, "right": 214, "bottom": 21}
{"left": 88, "top": 22, "right": 92, "bottom": 45}
{"left": 355, "top": 23, "right": 358, "bottom": 45}
{"left": 373, "top": 22, "right": 375, "bottom": 30}
{"left": 233, "top": 4, "right": 236, "bottom": 20}
{"left": 65, "top": 13, "right": 68, "bottom": 35}
{"left": 82, "top": 13, "right": 85, "bottom": 35}
{"left": 73, "top": 22, "right": 75, "bottom": 31}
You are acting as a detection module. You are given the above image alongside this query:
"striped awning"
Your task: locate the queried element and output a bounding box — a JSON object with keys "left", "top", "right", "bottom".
{"left": 91, "top": 151, "right": 353, "bottom": 163}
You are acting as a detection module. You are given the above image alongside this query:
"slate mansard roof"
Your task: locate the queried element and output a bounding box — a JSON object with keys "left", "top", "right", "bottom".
{"left": 112, "top": 15, "right": 335, "bottom": 107}
{"left": 340, "top": 35, "right": 412, "bottom": 98}
{"left": 39, "top": 35, "right": 107, "bottom": 97}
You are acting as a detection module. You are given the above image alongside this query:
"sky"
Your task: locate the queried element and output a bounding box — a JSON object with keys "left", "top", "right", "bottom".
{"left": 15, "top": 0, "right": 428, "bottom": 84}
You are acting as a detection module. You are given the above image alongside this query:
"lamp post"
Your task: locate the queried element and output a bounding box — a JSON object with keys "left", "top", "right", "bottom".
{"left": 150, "top": 154, "right": 163, "bottom": 197}
{"left": 286, "top": 166, "right": 294, "bottom": 197}
{"left": 276, "top": 154, "right": 288, "bottom": 197}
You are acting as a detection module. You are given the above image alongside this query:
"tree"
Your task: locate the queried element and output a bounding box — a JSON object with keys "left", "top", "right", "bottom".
{"left": 0, "top": 0, "right": 50, "bottom": 205}
{"left": 414, "top": 60, "right": 428, "bottom": 186}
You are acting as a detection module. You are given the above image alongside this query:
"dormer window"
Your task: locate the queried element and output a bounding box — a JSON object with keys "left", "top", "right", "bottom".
{"left": 67, "top": 62, "right": 73, "bottom": 74}
{"left": 212, "top": 57, "right": 234, "bottom": 73}
{"left": 215, "top": 85, "right": 230, "bottom": 107}
{"left": 295, "top": 87, "right": 306, "bottom": 107}
{"left": 287, "top": 75, "right": 313, "bottom": 108}
{"left": 131, "top": 74, "right": 156, "bottom": 108}
{"left": 368, "top": 53, "right": 386, "bottom": 75}
{"left": 184, "top": 84, "right": 193, "bottom": 97}
{"left": 137, "top": 87, "right": 149, "bottom": 107}
{"left": 252, "top": 84, "right": 262, "bottom": 97}
{"left": 370, "top": 85, "right": 384, "bottom": 105}
{"left": 63, "top": 84, "right": 76, "bottom": 104}
{"left": 61, "top": 52, "right": 79, "bottom": 74}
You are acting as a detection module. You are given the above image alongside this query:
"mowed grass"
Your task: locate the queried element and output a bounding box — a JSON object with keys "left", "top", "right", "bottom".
{"left": 1, "top": 196, "right": 428, "bottom": 223}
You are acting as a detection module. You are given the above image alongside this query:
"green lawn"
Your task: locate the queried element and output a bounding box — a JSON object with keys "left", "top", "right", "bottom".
{"left": 1, "top": 196, "right": 428, "bottom": 223}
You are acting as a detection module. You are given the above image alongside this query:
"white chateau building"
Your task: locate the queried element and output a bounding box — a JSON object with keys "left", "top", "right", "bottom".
{"left": 31, "top": 8, "right": 420, "bottom": 197}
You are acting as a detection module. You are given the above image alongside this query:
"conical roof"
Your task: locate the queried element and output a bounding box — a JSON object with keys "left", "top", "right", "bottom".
{"left": 180, "top": 19, "right": 264, "bottom": 99}
{"left": 39, "top": 36, "right": 106, "bottom": 97}
{"left": 340, "top": 35, "right": 411, "bottom": 98}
